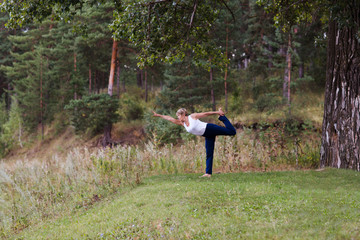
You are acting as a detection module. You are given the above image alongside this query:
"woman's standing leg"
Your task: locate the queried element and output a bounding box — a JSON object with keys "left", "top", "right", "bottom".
{"left": 201, "top": 114, "right": 236, "bottom": 177}
{"left": 205, "top": 136, "right": 216, "bottom": 174}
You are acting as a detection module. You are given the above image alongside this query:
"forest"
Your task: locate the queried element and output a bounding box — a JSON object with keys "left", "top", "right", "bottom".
{"left": 0, "top": 0, "right": 359, "bottom": 238}
{"left": 0, "top": 0, "right": 329, "bottom": 156}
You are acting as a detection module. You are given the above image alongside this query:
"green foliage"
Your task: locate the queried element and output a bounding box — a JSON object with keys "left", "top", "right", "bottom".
{"left": 229, "top": 87, "right": 245, "bottom": 114}
{"left": 0, "top": 97, "right": 23, "bottom": 157}
{"left": 254, "top": 93, "right": 282, "bottom": 112}
{"left": 111, "top": 0, "right": 225, "bottom": 68}
{"left": 0, "top": 13, "right": 14, "bottom": 99}
{"left": 118, "top": 93, "right": 145, "bottom": 121}
{"left": 257, "top": 0, "right": 315, "bottom": 32}
{"left": 156, "top": 60, "right": 209, "bottom": 112}
{"left": 64, "top": 94, "right": 120, "bottom": 134}
{"left": 0, "top": 96, "right": 7, "bottom": 129}
{"left": 144, "top": 111, "right": 183, "bottom": 146}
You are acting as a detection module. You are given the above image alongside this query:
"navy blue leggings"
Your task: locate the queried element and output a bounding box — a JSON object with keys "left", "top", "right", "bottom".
{"left": 202, "top": 115, "right": 236, "bottom": 174}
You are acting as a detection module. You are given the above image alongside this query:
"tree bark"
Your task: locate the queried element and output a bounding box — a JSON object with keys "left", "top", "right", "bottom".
{"left": 101, "top": 123, "right": 113, "bottom": 148}
{"left": 136, "top": 67, "right": 143, "bottom": 87}
{"left": 89, "top": 64, "right": 92, "bottom": 94}
{"left": 283, "top": 34, "right": 291, "bottom": 112}
{"left": 108, "top": 39, "right": 118, "bottom": 96}
{"left": 320, "top": 18, "right": 360, "bottom": 170}
{"left": 299, "top": 62, "right": 304, "bottom": 79}
{"left": 40, "top": 56, "right": 44, "bottom": 141}
{"left": 145, "top": 68, "right": 148, "bottom": 102}
{"left": 123, "top": 68, "right": 126, "bottom": 92}
{"left": 74, "top": 52, "right": 77, "bottom": 100}
{"left": 268, "top": 45, "right": 273, "bottom": 68}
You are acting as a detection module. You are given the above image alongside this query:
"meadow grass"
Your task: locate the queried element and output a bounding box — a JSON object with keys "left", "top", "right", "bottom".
{"left": 14, "top": 169, "right": 360, "bottom": 240}
{"left": 0, "top": 128, "right": 320, "bottom": 238}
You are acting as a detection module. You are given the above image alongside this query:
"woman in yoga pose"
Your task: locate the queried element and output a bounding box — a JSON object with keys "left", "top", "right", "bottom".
{"left": 152, "top": 108, "right": 236, "bottom": 177}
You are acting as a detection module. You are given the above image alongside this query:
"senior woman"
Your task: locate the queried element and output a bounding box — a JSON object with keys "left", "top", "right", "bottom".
{"left": 152, "top": 108, "right": 236, "bottom": 177}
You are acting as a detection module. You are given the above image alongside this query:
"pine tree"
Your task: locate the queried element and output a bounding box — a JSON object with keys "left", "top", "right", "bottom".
{"left": 3, "top": 28, "right": 42, "bottom": 131}
{"left": 0, "top": 97, "right": 23, "bottom": 156}
{"left": 0, "top": 12, "right": 14, "bottom": 109}
{"left": 156, "top": 58, "right": 209, "bottom": 112}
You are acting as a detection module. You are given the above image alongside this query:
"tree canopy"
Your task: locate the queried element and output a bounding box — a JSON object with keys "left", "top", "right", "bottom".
{"left": 1, "top": 0, "right": 232, "bottom": 67}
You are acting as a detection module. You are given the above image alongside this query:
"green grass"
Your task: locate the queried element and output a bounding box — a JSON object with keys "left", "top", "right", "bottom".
{"left": 14, "top": 169, "right": 360, "bottom": 240}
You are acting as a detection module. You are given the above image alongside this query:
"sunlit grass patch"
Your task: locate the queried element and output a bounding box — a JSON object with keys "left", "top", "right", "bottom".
{"left": 14, "top": 169, "right": 360, "bottom": 240}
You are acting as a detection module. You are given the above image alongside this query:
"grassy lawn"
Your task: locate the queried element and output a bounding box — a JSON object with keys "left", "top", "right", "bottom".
{"left": 14, "top": 169, "right": 360, "bottom": 239}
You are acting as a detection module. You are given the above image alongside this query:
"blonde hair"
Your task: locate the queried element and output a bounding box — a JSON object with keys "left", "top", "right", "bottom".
{"left": 176, "top": 108, "right": 188, "bottom": 116}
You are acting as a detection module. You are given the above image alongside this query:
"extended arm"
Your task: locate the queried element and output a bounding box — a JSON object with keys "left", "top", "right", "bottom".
{"left": 191, "top": 108, "right": 224, "bottom": 120}
{"left": 152, "top": 111, "right": 182, "bottom": 126}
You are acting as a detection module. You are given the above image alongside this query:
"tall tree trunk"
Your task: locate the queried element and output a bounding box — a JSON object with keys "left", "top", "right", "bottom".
{"left": 94, "top": 71, "right": 97, "bottom": 94}
{"left": 7, "top": 83, "right": 11, "bottom": 110}
{"left": 136, "top": 68, "right": 142, "bottom": 87}
{"left": 268, "top": 45, "right": 273, "bottom": 68}
{"left": 210, "top": 66, "right": 216, "bottom": 111}
{"left": 101, "top": 123, "right": 113, "bottom": 148}
{"left": 108, "top": 39, "right": 118, "bottom": 96}
{"left": 116, "top": 60, "right": 120, "bottom": 98}
{"left": 299, "top": 62, "right": 304, "bottom": 79}
{"left": 224, "top": 25, "right": 229, "bottom": 112}
{"left": 145, "top": 68, "right": 148, "bottom": 102}
{"left": 283, "top": 34, "right": 291, "bottom": 112}
{"left": 89, "top": 64, "right": 92, "bottom": 94}
{"left": 151, "top": 75, "right": 154, "bottom": 92}
{"left": 320, "top": 18, "right": 360, "bottom": 170}
{"left": 103, "top": 39, "right": 119, "bottom": 146}
{"left": 40, "top": 56, "right": 44, "bottom": 141}
{"left": 74, "top": 52, "right": 77, "bottom": 100}
{"left": 122, "top": 68, "right": 126, "bottom": 92}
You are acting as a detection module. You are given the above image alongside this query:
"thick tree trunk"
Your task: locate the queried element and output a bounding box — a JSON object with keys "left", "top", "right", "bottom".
{"left": 101, "top": 123, "right": 113, "bottom": 147}
{"left": 320, "top": 19, "right": 360, "bottom": 170}
{"left": 108, "top": 39, "right": 118, "bottom": 96}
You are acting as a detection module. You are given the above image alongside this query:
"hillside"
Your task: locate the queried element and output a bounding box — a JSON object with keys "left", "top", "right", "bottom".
{"left": 14, "top": 169, "right": 360, "bottom": 239}
{"left": 0, "top": 90, "right": 324, "bottom": 238}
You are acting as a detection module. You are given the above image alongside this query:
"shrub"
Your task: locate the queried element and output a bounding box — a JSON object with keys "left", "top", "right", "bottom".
{"left": 118, "top": 93, "right": 145, "bottom": 121}
{"left": 0, "top": 97, "right": 23, "bottom": 157}
{"left": 64, "top": 94, "right": 120, "bottom": 135}
{"left": 144, "top": 111, "right": 183, "bottom": 146}
{"left": 254, "top": 93, "right": 281, "bottom": 112}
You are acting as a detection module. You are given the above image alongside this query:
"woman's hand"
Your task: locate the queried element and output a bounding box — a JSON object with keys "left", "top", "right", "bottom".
{"left": 152, "top": 111, "right": 160, "bottom": 117}
{"left": 218, "top": 108, "right": 225, "bottom": 116}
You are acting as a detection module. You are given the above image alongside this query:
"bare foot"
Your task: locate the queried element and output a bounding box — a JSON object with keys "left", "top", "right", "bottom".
{"left": 218, "top": 108, "right": 225, "bottom": 116}
{"left": 200, "top": 173, "right": 212, "bottom": 178}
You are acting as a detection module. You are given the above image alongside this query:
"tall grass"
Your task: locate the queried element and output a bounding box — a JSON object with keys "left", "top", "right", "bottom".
{"left": 0, "top": 128, "right": 320, "bottom": 238}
